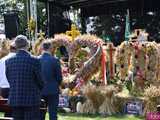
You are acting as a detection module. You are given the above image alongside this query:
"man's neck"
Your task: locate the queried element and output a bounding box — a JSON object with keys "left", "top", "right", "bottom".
{"left": 18, "top": 49, "right": 29, "bottom": 53}
{"left": 43, "top": 51, "right": 51, "bottom": 55}
{"left": 19, "top": 48, "right": 28, "bottom": 51}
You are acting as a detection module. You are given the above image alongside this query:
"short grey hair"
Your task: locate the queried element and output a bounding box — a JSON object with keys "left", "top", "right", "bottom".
{"left": 14, "top": 35, "right": 29, "bottom": 49}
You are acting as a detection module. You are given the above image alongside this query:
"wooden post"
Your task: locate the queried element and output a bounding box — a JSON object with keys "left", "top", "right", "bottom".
{"left": 108, "top": 43, "right": 116, "bottom": 79}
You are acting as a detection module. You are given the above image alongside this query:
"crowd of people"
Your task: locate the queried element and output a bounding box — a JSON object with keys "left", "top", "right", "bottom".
{"left": 0, "top": 35, "right": 62, "bottom": 120}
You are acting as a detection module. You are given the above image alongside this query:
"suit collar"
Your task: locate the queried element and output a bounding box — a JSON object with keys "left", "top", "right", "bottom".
{"left": 17, "top": 50, "right": 30, "bottom": 56}
{"left": 42, "top": 52, "right": 52, "bottom": 56}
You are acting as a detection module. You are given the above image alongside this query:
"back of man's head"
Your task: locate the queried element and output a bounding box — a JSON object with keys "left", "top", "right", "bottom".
{"left": 14, "top": 35, "right": 29, "bottom": 50}
{"left": 41, "top": 41, "right": 52, "bottom": 51}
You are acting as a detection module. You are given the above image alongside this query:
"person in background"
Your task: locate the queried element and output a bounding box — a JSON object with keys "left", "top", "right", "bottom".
{"left": 39, "top": 41, "right": 62, "bottom": 120}
{"left": 0, "top": 42, "right": 16, "bottom": 99}
{"left": 0, "top": 42, "right": 16, "bottom": 117}
{"left": 5, "top": 35, "right": 43, "bottom": 120}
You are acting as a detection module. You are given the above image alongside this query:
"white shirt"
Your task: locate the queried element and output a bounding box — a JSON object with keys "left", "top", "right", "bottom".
{"left": 0, "top": 53, "right": 15, "bottom": 88}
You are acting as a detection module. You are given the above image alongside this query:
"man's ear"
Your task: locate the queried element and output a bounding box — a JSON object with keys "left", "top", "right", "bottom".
{"left": 51, "top": 48, "right": 56, "bottom": 53}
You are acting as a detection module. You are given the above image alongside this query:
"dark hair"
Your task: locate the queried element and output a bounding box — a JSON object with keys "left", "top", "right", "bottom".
{"left": 41, "top": 41, "right": 52, "bottom": 51}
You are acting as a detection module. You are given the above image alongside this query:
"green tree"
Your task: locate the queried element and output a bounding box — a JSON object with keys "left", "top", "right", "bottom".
{"left": 0, "top": 0, "right": 27, "bottom": 34}
{"left": 90, "top": 14, "right": 125, "bottom": 46}
{"left": 0, "top": 0, "right": 46, "bottom": 35}
{"left": 37, "top": 1, "right": 47, "bottom": 32}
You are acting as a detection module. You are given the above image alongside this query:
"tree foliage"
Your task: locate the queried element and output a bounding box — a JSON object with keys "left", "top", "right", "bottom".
{"left": 89, "top": 14, "right": 125, "bottom": 46}
{"left": 0, "top": 0, "right": 46, "bottom": 35}
{"left": 88, "top": 11, "right": 160, "bottom": 45}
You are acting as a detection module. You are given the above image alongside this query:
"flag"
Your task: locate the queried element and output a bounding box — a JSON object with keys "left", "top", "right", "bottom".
{"left": 125, "top": 9, "right": 131, "bottom": 41}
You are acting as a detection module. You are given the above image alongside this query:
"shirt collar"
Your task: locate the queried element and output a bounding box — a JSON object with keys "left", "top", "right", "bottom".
{"left": 17, "top": 49, "right": 30, "bottom": 56}
{"left": 42, "top": 51, "right": 52, "bottom": 55}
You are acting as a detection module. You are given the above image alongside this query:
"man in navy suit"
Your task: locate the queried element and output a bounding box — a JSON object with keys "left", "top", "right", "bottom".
{"left": 5, "top": 35, "right": 43, "bottom": 120}
{"left": 39, "top": 41, "right": 62, "bottom": 120}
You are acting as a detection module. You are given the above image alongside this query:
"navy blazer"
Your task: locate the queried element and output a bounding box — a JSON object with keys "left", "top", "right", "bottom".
{"left": 5, "top": 50, "right": 43, "bottom": 107}
{"left": 39, "top": 53, "right": 62, "bottom": 95}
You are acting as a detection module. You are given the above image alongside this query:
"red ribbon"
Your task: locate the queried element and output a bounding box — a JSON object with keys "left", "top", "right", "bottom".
{"left": 109, "top": 44, "right": 114, "bottom": 79}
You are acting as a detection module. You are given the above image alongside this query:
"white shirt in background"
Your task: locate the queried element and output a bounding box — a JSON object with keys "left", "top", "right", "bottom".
{"left": 0, "top": 53, "right": 15, "bottom": 88}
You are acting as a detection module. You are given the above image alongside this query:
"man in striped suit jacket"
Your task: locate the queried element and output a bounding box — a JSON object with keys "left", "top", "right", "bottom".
{"left": 5, "top": 35, "right": 43, "bottom": 120}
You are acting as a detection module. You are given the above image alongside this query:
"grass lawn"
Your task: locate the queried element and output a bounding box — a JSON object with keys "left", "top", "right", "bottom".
{"left": 0, "top": 112, "right": 144, "bottom": 120}
{"left": 48, "top": 113, "right": 144, "bottom": 120}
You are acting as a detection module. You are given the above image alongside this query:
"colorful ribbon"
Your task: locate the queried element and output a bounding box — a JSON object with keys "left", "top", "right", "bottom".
{"left": 101, "top": 46, "right": 107, "bottom": 85}
{"left": 109, "top": 44, "right": 114, "bottom": 79}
